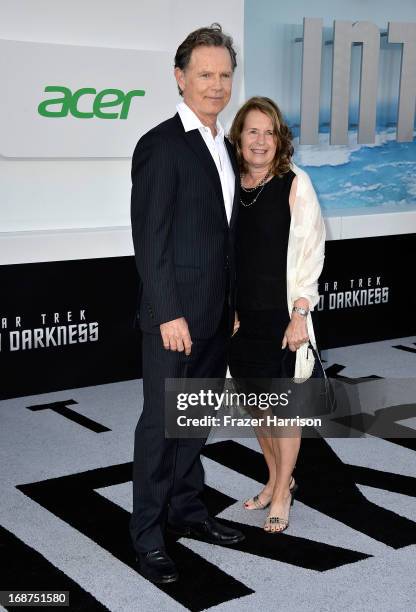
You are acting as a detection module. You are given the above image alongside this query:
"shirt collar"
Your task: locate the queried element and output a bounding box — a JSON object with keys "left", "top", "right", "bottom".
{"left": 176, "top": 101, "right": 224, "bottom": 139}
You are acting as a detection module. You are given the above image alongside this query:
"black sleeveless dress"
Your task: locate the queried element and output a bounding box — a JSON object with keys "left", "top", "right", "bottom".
{"left": 229, "top": 171, "right": 296, "bottom": 386}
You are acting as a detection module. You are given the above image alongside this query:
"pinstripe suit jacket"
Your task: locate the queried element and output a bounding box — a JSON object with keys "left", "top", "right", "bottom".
{"left": 131, "top": 113, "right": 239, "bottom": 339}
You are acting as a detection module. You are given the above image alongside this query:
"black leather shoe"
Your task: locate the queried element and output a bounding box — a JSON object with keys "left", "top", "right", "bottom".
{"left": 168, "top": 516, "right": 245, "bottom": 545}
{"left": 136, "top": 549, "right": 179, "bottom": 584}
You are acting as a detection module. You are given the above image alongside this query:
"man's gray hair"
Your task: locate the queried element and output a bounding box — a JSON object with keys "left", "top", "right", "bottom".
{"left": 174, "top": 23, "right": 237, "bottom": 96}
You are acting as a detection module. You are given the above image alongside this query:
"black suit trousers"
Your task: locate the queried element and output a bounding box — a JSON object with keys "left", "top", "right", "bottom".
{"left": 130, "top": 306, "right": 229, "bottom": 553}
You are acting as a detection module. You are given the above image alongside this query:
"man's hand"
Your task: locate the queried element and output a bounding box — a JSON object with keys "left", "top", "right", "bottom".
{"left": 160, "top": 317, "right": 192, "bottom": 355}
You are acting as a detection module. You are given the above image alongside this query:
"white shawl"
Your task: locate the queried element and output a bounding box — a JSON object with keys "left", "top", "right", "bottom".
{"left": 287, "top": 163, "right": 326, "bottom": 379}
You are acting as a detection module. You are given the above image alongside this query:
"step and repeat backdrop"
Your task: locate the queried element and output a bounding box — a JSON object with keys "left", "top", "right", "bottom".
{"left": 1, "top": 0, "right": 415, "bottom": 398}
{"left": 1, "top": 234, "right": 415, "bottom": 399}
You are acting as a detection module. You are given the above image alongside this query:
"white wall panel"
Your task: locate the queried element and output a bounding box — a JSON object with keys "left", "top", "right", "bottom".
{"left": 0, "top": 0, "right": 245, "bottom": 242}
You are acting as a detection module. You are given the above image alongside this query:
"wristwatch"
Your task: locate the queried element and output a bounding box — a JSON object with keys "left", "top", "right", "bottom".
{"left": 292, "top": 306, "right": 309, "bottom": 317}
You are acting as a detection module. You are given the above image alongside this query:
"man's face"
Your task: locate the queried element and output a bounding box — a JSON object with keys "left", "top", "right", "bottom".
{"left": 175, "top": 45, "right": 233, "bottom": 123}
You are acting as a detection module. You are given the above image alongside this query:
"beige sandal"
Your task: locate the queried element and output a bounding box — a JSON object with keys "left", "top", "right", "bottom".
{"left": 243, "top": 477, "right": 297, "bottom": 511}
{"left": 243, "top": 493, "right": 271, "bottom": 510}
{"left": 263, "top": 515, "right": 290, "bottom": 533}
{"left": 264, "top": 489, "right": 294, "bottom": 533}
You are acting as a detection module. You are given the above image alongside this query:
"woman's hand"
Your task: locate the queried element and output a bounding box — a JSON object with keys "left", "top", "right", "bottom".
{"left": 282, "top": 312, "right": 309, "bottom": 352}
{"left": 232, "top": 311, "right": 240, "bottom": 337}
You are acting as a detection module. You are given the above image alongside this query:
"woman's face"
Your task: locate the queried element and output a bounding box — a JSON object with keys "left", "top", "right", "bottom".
{"left": 240, "top": 109, "right": 277, "bottom": 172}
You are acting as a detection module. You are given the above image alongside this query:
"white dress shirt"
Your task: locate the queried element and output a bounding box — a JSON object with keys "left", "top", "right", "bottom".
{"left": 176, "top": 101, "right": 235, "bottom": 224}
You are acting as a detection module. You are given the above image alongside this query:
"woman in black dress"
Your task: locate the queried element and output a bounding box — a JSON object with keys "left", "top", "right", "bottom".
{"left": 228, "top": 97, "right": 325, "bottom": 533}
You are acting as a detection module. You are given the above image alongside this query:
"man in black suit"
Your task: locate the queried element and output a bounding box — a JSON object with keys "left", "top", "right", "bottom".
{"left": 130, "top": 24, "right": 244, "bottom": 583}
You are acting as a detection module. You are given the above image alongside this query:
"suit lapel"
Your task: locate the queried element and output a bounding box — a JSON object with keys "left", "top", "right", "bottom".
{"left": 178, "top": 114, "right": 239, "bottom": 230}
{"left": 225, "top": 137, "right": 240, "bottom": 230}
{"left": 183, "top": 127, "right": 227, "bottom": 213}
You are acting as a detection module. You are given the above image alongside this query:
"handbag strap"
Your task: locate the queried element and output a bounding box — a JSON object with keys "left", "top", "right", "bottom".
{"left": 308, "top": 342, "right": 337, "bottom": 411}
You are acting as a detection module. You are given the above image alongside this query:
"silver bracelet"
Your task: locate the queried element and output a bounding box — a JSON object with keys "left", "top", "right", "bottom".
{"left": 292, "top": 306, "right": 309, "bottom": 317}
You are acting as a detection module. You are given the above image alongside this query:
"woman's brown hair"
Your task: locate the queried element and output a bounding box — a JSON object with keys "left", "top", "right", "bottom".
{"left": 228, "top": 96, "right": 294, "bottom": 176}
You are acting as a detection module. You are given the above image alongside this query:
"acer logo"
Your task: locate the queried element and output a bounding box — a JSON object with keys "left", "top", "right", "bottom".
{"left": 38, "top": 86, "right": 145, "bottom": 119}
